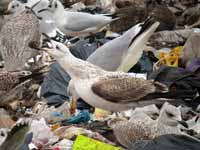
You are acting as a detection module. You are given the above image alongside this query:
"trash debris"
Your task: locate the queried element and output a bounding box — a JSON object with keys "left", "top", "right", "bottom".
{"left": 0, "top": 0, "right": 200, "bottom": 149}
{"left": 155, "top": 46, "right": 182, "bottom": 68}
{"left": 181, "top": 32, "right": 200, "bottom": 64}
{"left": 73, "top": 135, "right": 121, "bottom": 150}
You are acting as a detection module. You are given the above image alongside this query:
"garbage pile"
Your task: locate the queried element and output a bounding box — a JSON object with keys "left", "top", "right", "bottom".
{"left": 0, "top": 0, "right": 200, "bottom": 149}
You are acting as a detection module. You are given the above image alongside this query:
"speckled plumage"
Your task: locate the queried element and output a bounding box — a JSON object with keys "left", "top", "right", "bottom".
{"left": 65, "top": 20, "right": 162, "bottom": 110}
{"left": 110, "top": 103, "right": 185, "bottom": 148}
{"left": 0, "top": 72, "right": 20, "bottom": 92}
{"left": 0, "top": 10, "right": 40, "bottom": 71}
{"left": 0, "top": 71, "right": 31, "bottom": 93}
{"left": 37, "top": 37, "right": 168, "bottom": 112}
{"left": 92, "top": 74, "right": 157, "bottom": 103}
{"left": 0, "top": 109, "right": 15, "bottom": 129}
{"left": 111, "top": 120, "right": 155, "bottom": 147}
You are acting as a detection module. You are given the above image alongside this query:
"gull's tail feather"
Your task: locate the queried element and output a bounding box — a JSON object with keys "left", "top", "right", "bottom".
{"left": 128, "top": 16, "right": 155, "bottom": 47}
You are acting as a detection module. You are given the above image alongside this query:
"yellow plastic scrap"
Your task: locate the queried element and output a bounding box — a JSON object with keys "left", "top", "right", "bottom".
{"left": 158, "top": 46, "right": 182, "bottom": 67}
{"left": 73, "top": 135, "right": 121, "bottom": 150}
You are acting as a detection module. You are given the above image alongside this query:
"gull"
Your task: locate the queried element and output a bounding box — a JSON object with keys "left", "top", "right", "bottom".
{"left": 13, "top": 0, "right": 69, "bottom": 43}
{"left": 40, "top": 0, "right": 119, "bottom": 36}
{"left": 0, "top": 9, "right": 40, "bottom": 71}
{"left": 109, "top": 102, "right": 188, "bottom": 148}
{"left": 87, "top": 17, "right": 157, "bottom": 72}
{"left": 30, "top": 32, "right": 170, "bottom": 112}
{"left": 7, "top": 0, "right": 49, "bottom": 17}
{"left": 68, "top": 17, "right": 160, "bottom": 107}
{"left": 7, "top": 0, "right": 26, "bottom": 16}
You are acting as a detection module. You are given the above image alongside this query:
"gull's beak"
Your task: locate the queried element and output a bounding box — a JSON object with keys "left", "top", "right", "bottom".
{"left": 177, "top": 120, "right": 188, "bottom": 128}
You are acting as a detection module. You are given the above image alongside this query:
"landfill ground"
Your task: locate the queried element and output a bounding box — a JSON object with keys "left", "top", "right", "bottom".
{"left": 0, "top": 0, "right": 200, "bottom": 150}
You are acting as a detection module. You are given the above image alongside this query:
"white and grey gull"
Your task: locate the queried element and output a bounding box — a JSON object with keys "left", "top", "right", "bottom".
{"left": 30, "top": 29, "right": 172, "bottom": 112}
{"left": 38, "top": 0, "right": 119, "bottom": 36}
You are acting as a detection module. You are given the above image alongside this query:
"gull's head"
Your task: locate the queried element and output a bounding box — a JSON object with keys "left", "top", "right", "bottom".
{"left": 47, "top": 0, "right": 63, "bottom": 13}
{"left": 41, "top": 34, "right": 70, "bottom": 59}
{"left": 159, "top": 102, "right": 188, "bottom": 128}
{"left": 7, "top": 0, "right": 25, "bottom": 14}
{"left": 25, "top": 0, "right": 49, "bottom": 17}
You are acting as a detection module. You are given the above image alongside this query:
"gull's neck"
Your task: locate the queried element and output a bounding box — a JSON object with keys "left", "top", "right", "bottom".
{"left": 53, "top": 2, "right": 66, "bottom": 20}
{"left": 57, "top": 51, "right": 101, "bottom": 80}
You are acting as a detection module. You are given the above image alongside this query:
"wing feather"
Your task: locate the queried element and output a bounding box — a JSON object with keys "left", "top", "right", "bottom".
{"left": 92, "top": 74, "right": 157, "bottom": 104}
{"left": 64, "top": 12, "right": 112, "bottom": 31}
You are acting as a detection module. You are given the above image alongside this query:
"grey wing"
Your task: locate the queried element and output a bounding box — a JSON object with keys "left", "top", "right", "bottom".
{"left": 91, "top": 74, "right": 156, "bottom": 104}
{"left": 64, "top": 12, "right": 112, "bottom": 31}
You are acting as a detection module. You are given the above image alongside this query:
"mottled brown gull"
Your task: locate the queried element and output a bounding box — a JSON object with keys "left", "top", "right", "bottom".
{"left": 31, "top": 34, "right": 169, "bottom": 112}
{"left": 109, "top": 102, "right": 188, "bottom": 148}
{"left": 68, "top": 18, "right": 160, "bottom": 108}
{"left": 0, "top": 10, "right": 40, "bottom": 71}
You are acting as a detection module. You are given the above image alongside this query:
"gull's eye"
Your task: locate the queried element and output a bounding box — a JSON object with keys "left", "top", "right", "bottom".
{"left": 56, "top": 45, "right": 60, "bottom": 49}
{"left": 48, "top": 5, "right": 52, "bottom": 8}
{"left": 166, "top": 112, "right": 174, "bottom": 117}
{"left": 55, "top": 2, "right": 58, "bottom": 8}
{"left": 12, "top": 5, "right": 15, "bottom": 8}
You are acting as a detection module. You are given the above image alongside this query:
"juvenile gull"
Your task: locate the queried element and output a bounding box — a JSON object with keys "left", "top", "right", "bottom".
{"left": 41, "top": 0, "right": 119, "bottom": 36}
{"left": 109, "top": 102, "right": 188, "bottom": 148}
{"left": 31, "top": 32, "right": 170, "bottom": 112}
{"left": 68, "top": 17, "right": 160, "bottom": 107}
{"left": 0, "top": 10, "right": 40, "bottom": 71}
{"left": 0, "top": 71, "right": 31, "bottom": 94}
{"left": 7, "top": 0, "right": 49, "bottom": 17}
{"left": 7, "top": 0, "right": 26, "bottom": 16}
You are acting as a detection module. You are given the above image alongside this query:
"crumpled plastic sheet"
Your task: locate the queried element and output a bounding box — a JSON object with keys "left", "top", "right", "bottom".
{"left": 29, "top": 118, "right": 58, "bottom": 149}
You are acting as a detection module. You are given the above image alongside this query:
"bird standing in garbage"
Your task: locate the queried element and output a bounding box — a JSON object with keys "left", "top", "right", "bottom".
{"left": 39, "top": 0, "right": 119, "bottom": 36}
{"left": 109, "top": 102, "right": 189, "bottom": 148}
{"left": 67, "top": 17, "right": 161, "bottom": 111}
{"left": 0, "top": 9, "right": 40, "bottom": 71}
{"left": 30, "top": 21, "right": 171, "bottom": 112}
